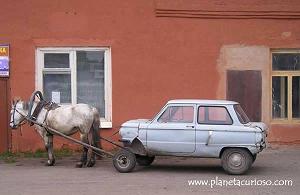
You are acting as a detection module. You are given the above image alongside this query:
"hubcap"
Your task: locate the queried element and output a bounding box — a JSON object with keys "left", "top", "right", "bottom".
{"left": 229, "top": 153, "right": 243, "bottom": 167}
{"left": 117, "top": 155, "right": 130, "bottom": 168}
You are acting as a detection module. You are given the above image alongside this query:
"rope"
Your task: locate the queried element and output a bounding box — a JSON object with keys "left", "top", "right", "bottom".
{"left": 106, "top": 129, "right": 120, "bottom": 139}
{"left": 13, "top": 109, "right": 131, "bottom": 158}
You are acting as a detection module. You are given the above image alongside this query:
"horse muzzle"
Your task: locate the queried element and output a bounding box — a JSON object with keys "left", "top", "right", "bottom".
{"left": 9, "top": 122, "right": 18, "bottom": 129}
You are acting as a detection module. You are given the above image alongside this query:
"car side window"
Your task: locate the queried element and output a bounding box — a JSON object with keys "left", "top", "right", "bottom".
{"left": 198, "top": 106, "right": 232, "bottom": 125}
{"left": 158, "top": 106, "right": 194, "bottom": 123}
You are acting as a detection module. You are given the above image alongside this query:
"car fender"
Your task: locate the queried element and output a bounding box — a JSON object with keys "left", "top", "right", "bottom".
{"left": 122, "top": 138, "right": 147, "bottom": 156}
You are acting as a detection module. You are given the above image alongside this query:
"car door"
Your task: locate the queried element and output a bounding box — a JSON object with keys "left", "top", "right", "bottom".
{"left": 195, "top": 105, "right": 234, "bottom": 157}
{"left": 146, "top": 104, "right": 196, "bottom": 154}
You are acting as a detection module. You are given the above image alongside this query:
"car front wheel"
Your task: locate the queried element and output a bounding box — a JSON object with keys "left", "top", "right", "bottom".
{"left": 221, "top": 148, "right": 252, "bottom": 175}
{"left": 136, "top": 155, "right": 155, "bottom": 166}
{"left": 113, "top": 149, "right": 136, "bottom": 173}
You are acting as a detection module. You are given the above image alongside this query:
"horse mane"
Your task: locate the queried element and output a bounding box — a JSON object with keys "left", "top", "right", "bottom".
{"left": 23, "top": 101, "right": 29, "bottom": 110}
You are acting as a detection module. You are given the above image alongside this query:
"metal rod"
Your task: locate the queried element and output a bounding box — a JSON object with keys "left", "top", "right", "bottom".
{"left": 98, "top": 135, "right": 127, "bottom": 150}
{"left": 44, "top": 125, "right": 114, "bottom": 157}
{"left": 17, "top": 111, "right": 114, "bottom": 157}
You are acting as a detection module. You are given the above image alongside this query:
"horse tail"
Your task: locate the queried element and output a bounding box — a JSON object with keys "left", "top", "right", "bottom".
{"left": 91, "top": 108, "right": 101, "bottom": 150}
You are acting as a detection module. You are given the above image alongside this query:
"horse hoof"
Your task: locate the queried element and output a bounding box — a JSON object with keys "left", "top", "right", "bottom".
{"left": 46, "top": 159, "right": 55, "bottom": 166}
{"left": 75, "top": 162, "right": 84, "bottom": 168}
{"left": 85, "top": 160, "right": 96, "bottom": 167}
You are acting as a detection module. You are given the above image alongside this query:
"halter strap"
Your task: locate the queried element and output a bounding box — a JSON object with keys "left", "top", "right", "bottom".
{"left": 11, "top": 100, "right": 27, "bottom": 128}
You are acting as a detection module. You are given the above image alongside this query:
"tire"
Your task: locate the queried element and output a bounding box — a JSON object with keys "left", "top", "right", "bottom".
{"left": 252, "top": 154, "right": 257, "bottom": 163}
{"left": 113, "top": 149, "right": 136, "bottom": 173}
{"left": 221, "top": 148, "right": 252, "bottom": 175}
{"left": 248, "top": 154, "right": 257, "bottom": 169}
{"left": 136, "top": 155, "right": 155, "bottom": 166}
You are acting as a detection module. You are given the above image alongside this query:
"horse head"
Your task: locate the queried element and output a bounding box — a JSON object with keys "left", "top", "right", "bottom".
{"left": 10, "top": 98, "right": 29, "bottom": 129}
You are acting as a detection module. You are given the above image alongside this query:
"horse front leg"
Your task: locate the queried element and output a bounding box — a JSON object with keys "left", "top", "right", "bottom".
{"left": 86, "top": 148, "right": 95, "bottom": 167}
{"left": 44, "top": 133, "right": 55, "bottom": 166}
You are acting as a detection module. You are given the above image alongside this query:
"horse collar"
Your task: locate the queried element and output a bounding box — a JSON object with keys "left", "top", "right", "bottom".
{"left": 29, "top": 101, "right": 60, "bottom": 126}
{"left": 29, "top": 101, "right": 46, "bottom": 126}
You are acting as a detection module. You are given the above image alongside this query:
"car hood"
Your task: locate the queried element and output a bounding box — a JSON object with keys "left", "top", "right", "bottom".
{"left": 121, "top": 119, "right": 150, "bottom": 128}
{"left": 119, "top": 119, "right": 150, "bottom": 142}
{"left": 248, "top": 122, "right": 268, "bottom": 133}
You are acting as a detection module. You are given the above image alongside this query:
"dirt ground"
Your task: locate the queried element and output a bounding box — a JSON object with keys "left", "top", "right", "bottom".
{"left": 0, "top": 145, "right": 299, "bottom": 195}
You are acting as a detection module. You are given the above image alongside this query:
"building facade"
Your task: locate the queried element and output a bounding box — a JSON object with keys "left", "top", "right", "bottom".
{"left": 1, "top": 0, "right": 300, "bottom": 152}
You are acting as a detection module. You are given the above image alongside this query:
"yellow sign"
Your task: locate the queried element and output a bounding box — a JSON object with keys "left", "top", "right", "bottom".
{"left": 0, "top": 46, "right": 9, "bottom": 56}
{"left": 0, "top": 45, "right": 9, "bottom": 77}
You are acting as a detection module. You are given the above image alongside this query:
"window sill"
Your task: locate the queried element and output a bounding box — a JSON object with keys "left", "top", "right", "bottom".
{"left": 100, "top": 121, "right": 112, "bottom": 129}
{"left": 271, "top": 119, "right": 300, "bottom": 124}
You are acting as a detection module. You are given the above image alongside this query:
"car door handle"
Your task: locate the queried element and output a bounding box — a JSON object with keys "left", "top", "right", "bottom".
{"left": 186, "top": 125, "right": 195, "bottom": 128}
{"left": 206, "top": 130, "right": 213, "bottom": 145}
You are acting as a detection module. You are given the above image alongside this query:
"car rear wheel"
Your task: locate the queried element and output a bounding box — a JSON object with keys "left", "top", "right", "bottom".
{"left": 136, "top": 155, "right": 155, "bottom": 166}
{"left": 221, "top": 148, "right": 252, "bottom": 175}
{"left": 113, "top": 149, "right": 136, "bottom": 173}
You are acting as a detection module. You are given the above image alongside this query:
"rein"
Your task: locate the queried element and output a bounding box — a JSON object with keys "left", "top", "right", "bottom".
{"left": 11, "top": 91, "right": 59, "bottom": 129}
{"left": 11, "top": 107, "right": 48, "bottom": 137}
{"left": 12, "top": 107, "right": 115, "bottom": 158}
{"left": 12, "top": 101, "right": 59, "bottom": 130}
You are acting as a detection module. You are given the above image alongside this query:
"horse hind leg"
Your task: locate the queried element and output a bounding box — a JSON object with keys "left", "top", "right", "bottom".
{"left": 76, "top": 133, "right": 88, "bottom": 168}
{"left": 92, "top": 114, "right": 102, "bottom": 160}
{"left": 85, "top": 129, "right": 96, "bottom": 167}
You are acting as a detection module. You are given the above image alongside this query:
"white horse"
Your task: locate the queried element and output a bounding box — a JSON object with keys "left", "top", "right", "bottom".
{"left": 10, "top": 98, "right": 101, "bottom": 167}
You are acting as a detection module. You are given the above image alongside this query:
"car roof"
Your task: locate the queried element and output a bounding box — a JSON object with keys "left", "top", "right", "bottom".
{"left": 167, "top": 99, "right": 239, "bottom": 105}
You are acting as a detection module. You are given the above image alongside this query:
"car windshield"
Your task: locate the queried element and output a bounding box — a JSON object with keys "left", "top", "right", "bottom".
{"left": 234, "top": 104, "right": 250, "bottom": 124}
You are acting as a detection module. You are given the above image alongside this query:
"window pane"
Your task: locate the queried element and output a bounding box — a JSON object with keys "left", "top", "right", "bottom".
{"left": 198, "top": 107, "right": 205, "bottom": 123}
{"left": 272, "top": 53, "right": 300, "bottom": 71}
{"left": 76, "top": 51, "right": 105, "bottom": 117}
{"left": 272, "top": 76, "right": 287, "bottom": 119}
{"left": 198, "top": 106, "right": 232, "bottom": 125}
{"left": 292, "top": 76, "right": 300, "bottom": 119}
{"left": 44, "top": 53, "right": 69, "bottom": 68}
{"left": 234, "top": 104, "right": 250, "bottom": 124}
{"left": 43, "top": 74, "right": 71, "bottom": 103}
{"left": 158, "top": 106, "right": 194, "bottom": 123}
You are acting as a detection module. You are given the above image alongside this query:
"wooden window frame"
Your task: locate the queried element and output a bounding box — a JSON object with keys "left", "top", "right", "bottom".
{"left": 35, "top": 47, "right": 112, "bottom": 128}
{"left": 271, "top": 50, "right": 300, "bottom": 124}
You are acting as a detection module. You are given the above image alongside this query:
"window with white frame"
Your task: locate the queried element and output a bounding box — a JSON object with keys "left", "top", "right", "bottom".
{"left": 272, "top": 50, "right": 300, "bottom": 122}
{"left": 36, "top": 47, "right": 112, "bottom": 128}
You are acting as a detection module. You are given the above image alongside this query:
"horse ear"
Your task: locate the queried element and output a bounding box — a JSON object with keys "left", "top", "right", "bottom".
{"left": 13, "top": 97, "right": 21, "bottom": 104}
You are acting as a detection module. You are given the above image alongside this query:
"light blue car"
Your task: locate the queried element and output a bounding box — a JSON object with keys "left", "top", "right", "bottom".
{"left": 113, "top": 99, "right": 267, "bottom": 175}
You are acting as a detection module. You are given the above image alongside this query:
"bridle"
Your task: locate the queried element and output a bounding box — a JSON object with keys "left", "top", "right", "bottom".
{"left": 11, "top": 91, "right": 45, "bottom": 129}
{"left": 10, "top": 100, "right": 27, "bottom": 129}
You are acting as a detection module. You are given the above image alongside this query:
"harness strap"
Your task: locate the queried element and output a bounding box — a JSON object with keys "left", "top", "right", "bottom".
{"left": 27, "top": 91, "right": 44, "bottom": 119}
{"left": 30, "top": 101, "right": 60, "bottom": 126}
{"left": 43, "top": 102, "right": 60, "bottom": 136}
{"left": 30, "top": 101, "right": 47, "bottom": 126}
{"left": 43, "top": 109, "right": 50, "bottom": 124}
